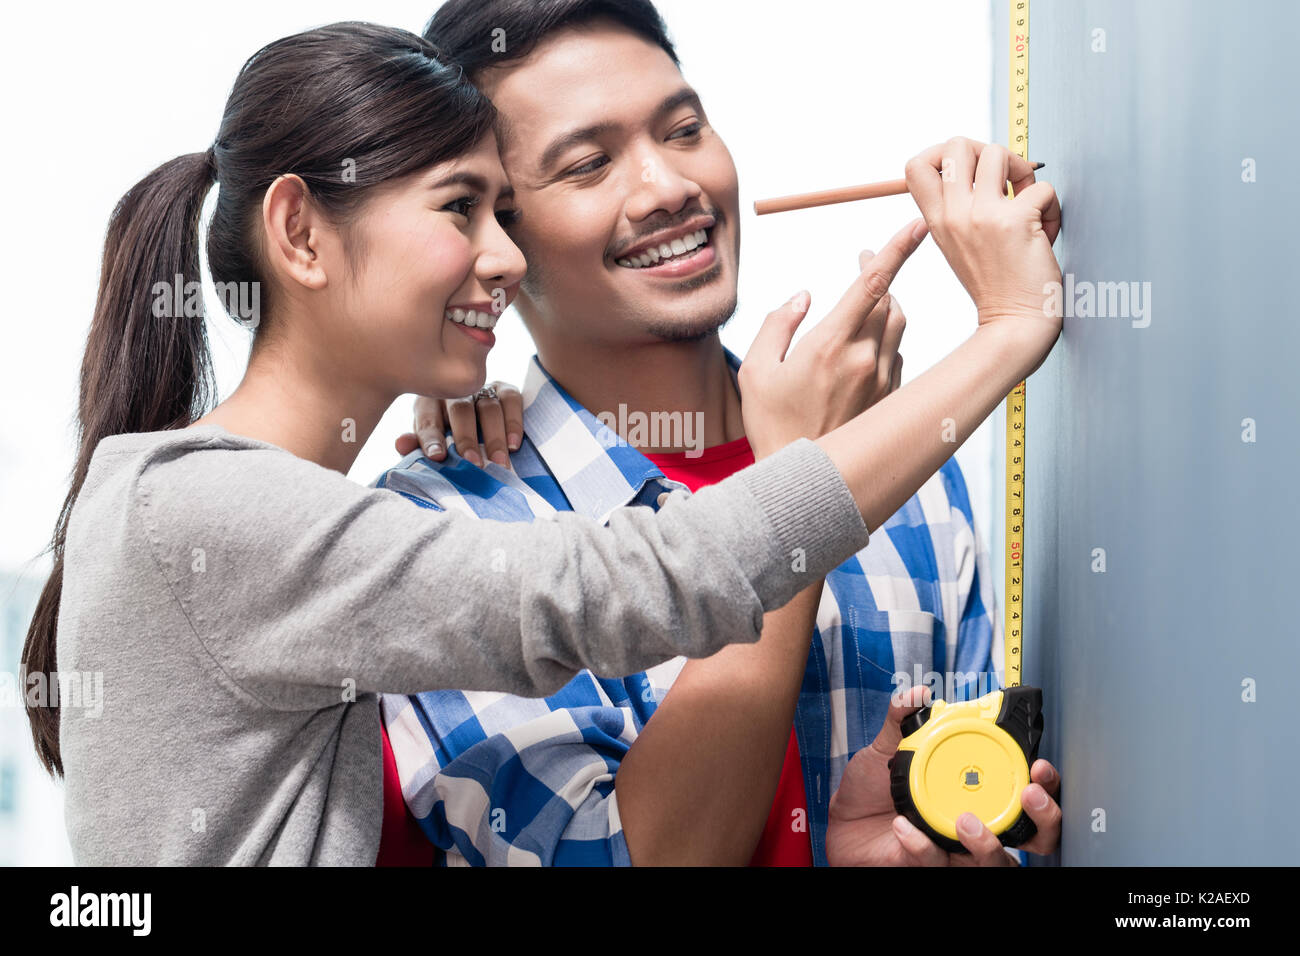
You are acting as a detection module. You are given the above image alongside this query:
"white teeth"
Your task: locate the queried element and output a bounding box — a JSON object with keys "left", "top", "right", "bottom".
{"left": 616, "top": 227, "right": 712, "bottom": 269}
{"left": 445, "top": 308, "right": 498, "bottom": 329}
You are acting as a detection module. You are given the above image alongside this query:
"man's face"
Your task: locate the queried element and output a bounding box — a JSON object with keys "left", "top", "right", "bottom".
{"left": 476, "top": 19, "right": 741, "bottom": 348}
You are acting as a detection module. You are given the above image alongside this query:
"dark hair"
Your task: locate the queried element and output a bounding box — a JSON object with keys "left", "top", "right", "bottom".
{"left": 423, "top": 0, "right": 679, "bottom": 81}
{"left": 23, "top": 21, "right": 498, "bottom": 777}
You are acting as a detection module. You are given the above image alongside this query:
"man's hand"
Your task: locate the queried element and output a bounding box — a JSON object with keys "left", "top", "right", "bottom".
{"left": 739, "top": 219, "right": 926, "bottom": 461}
{"left": 826, "top": 684, "right": 1061, "bottom": 866}
{"left": 394, "top": 381, "right": 524, "bottom": 469}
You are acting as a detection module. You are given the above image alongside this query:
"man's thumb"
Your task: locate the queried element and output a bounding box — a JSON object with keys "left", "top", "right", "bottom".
{"left": 871, "top": 683, "right": 929, "bottom": 756}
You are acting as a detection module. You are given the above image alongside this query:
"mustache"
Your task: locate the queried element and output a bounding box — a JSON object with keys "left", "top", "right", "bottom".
{"left": 610, "top": 206, "right": 724, "bottom": 259}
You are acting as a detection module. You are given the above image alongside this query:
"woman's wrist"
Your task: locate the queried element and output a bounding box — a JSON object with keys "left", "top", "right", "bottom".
{"left": 972, "top": 314, "right": 1061, "bottom": 383}
{"left": 816, "top": 318, "right": 1057, "bottom": 531}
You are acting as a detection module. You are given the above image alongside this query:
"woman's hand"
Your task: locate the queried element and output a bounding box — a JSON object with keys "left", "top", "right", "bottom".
{"left": 393, "top": 381, "right": 524, "bottom": 469}
{"left": 904, "top": 136, "right": 1063, "bottom": 361}
{"left": 739, "top": 219, "right": 928, "bottom": 461}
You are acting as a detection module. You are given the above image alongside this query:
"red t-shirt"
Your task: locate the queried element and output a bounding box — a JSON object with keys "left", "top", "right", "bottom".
{"left": 376, "top": 721, "right": 436, "bottom": 866}
{"left": 644, "top": 435, "right": 814, "bottom": 867}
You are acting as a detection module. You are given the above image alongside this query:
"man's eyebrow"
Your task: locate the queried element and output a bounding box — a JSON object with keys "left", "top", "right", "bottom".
{"left": 428, "top": 170, "right": 515, "bottom": 202}
{"left": 536, "top": 87, "right": 705, "bottom": 173}
{"left": 656, "top": 87, "right": 704, "bottom": 122}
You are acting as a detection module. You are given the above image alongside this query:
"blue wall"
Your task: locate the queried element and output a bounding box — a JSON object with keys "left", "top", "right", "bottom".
{"left": 991, "top": 0, "right": 1300, "bottom": 864}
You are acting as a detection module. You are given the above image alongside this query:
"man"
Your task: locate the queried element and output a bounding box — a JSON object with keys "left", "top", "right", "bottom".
{"left": 377, "top": 0, "right": 1061, "bottom": 865}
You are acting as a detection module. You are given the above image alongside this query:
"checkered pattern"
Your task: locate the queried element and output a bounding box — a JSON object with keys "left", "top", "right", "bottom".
{"left": 376, "top": 351, "right": 1003, "bottom": 866}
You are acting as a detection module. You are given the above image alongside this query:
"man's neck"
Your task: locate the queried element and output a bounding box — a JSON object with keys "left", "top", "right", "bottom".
{"left": 537, "top": 334, "right": 746, "bottom": 454}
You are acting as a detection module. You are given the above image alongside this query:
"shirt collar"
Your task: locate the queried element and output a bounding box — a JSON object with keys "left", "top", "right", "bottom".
{"left": 519, "top": 347, "right": 743, "bottom": 522}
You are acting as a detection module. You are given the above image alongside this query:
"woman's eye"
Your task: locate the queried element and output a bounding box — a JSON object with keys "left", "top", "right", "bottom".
{"left": 443, "top": 195, "right": 479, "bottom": 217}
{"left": 564, "top": 156, "right": 609, "bottom": 177}
{"left": 496, "top": 209, "right": 522, "bottom": 228}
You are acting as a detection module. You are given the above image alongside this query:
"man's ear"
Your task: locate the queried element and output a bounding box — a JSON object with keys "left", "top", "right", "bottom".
{"left": 261, "top": 174, "right": 328, "bottom": 291}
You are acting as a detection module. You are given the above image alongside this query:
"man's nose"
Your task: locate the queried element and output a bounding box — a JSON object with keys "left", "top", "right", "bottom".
{"left": 625, "top": 152, "right": 702, "bottom": 221}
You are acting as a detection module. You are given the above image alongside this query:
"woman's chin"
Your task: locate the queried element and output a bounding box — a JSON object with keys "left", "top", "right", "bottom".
{"left": 424, "top": 361, "right": 487, "bottom": 400}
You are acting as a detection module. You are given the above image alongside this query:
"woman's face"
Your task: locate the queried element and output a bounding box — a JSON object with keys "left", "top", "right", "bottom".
{"left": 330, "top": 133, "right": 526, "bottom": 399}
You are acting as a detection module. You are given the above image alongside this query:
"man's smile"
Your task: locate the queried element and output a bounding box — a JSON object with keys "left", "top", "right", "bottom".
{"left": 612, "top": 218, "right": 719, "bottom": 278}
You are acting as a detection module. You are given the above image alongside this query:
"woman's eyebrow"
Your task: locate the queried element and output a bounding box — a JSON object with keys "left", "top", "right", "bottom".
{"left": 429, "top": 170, "right": 515, "bottom": 201}
{"left": 536, "top": 87, "right": 705, "bottom": 173}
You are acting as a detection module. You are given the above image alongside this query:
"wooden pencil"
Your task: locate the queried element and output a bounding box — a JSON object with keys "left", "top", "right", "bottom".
{"left": 754, "top": 162, "right": 1045, "bottom": 215}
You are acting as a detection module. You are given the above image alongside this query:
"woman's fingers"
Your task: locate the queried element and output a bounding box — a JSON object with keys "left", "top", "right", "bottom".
{"left": 403, "top": 383, "right": 525, "bottom": 468}
{"left": 939, "top": 136, "right": 979, "bottom": 209}
{"left": 904, "top": 143, "right": 947, "bottom": 224}
{"left": 412, "top": 395, "right": 448, "bottom": 460}
{"left": 1014, "top": 180, "right": 1063, "bottom": 245}
{"left": 1007, "top": 157, "right": 1040, "bottom": 197}
{"left": 475, "top": 388, "right": 512, "bottom": 470}
{"left": 972, "top": 142, "right": 1014, "bottom": 208}
{"left": 445, "top": 397, "right": 481, "bottom": 466}
{"left": 496, "top": 382, "right": 525, "bottom": 453}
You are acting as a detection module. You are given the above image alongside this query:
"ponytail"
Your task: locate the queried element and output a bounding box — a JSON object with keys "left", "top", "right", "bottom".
{"left": 22, "top": 150, "right": 217, "bottom": 776}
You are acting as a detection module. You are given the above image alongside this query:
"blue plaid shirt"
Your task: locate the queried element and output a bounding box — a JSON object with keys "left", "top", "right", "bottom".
{"left": 376, "top": 350, "right": 1002, "bottom": 866}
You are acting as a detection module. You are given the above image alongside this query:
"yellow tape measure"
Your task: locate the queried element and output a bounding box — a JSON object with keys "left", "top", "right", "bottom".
{"left": 1003, "top": 0, "right": 1029, "bottom": 689}
{"left": 887, "top": 0, "right": 1044, "bottom": 854}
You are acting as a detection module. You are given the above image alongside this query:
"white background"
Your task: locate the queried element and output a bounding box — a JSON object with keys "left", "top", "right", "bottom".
{"left": 0, "top": 0, "right": 994, "bottom": 864}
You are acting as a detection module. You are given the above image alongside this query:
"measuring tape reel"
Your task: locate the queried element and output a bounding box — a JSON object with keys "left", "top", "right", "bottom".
{"left": 888, "top": 686, "right": 1044, "bottom": 853}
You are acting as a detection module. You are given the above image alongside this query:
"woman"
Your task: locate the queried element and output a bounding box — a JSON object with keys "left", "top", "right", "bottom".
{"left": 23, "top": 22, "right": 1062, "bottom": 864}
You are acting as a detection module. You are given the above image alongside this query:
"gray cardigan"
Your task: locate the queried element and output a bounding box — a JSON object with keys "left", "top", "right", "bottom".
{"left": 56, "top": 424, "right": 868, "bottom": 864}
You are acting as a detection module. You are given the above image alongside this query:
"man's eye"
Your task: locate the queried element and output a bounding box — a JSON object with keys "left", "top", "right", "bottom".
{"left": 443, "top": 195, "right": 479, "bottom": 217}
{"left": 496, "top": 209, "right": 522, "bottom": 228}
{"left": 670, "top": 123, "right": 703, "bottom": 140}
{"left": 564, "top": 156, "right": 609, "bottom": 177}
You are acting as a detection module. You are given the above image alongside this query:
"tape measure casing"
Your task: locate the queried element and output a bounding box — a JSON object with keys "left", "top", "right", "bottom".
{"left": 888, "top": 685, "right": 1044, "bottom": 854}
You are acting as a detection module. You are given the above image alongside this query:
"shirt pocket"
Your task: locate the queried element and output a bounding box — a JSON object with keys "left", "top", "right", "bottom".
{"left": 848, "top": 607, "right": 941, "bottom": 690}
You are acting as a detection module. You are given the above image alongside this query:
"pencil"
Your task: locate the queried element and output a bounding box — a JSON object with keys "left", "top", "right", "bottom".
{"left": 753, "top": 162, "right": 1045, "bottom": 215}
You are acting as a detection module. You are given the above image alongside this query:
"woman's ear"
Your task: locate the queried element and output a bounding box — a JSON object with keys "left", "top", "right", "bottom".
{"left": 261, "top": 174, "right": 329, "bottom": 291}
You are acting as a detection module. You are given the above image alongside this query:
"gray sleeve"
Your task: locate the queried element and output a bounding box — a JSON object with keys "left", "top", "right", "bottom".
{"left": 132, "top": 436, "right": 868, "bottom": 707}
